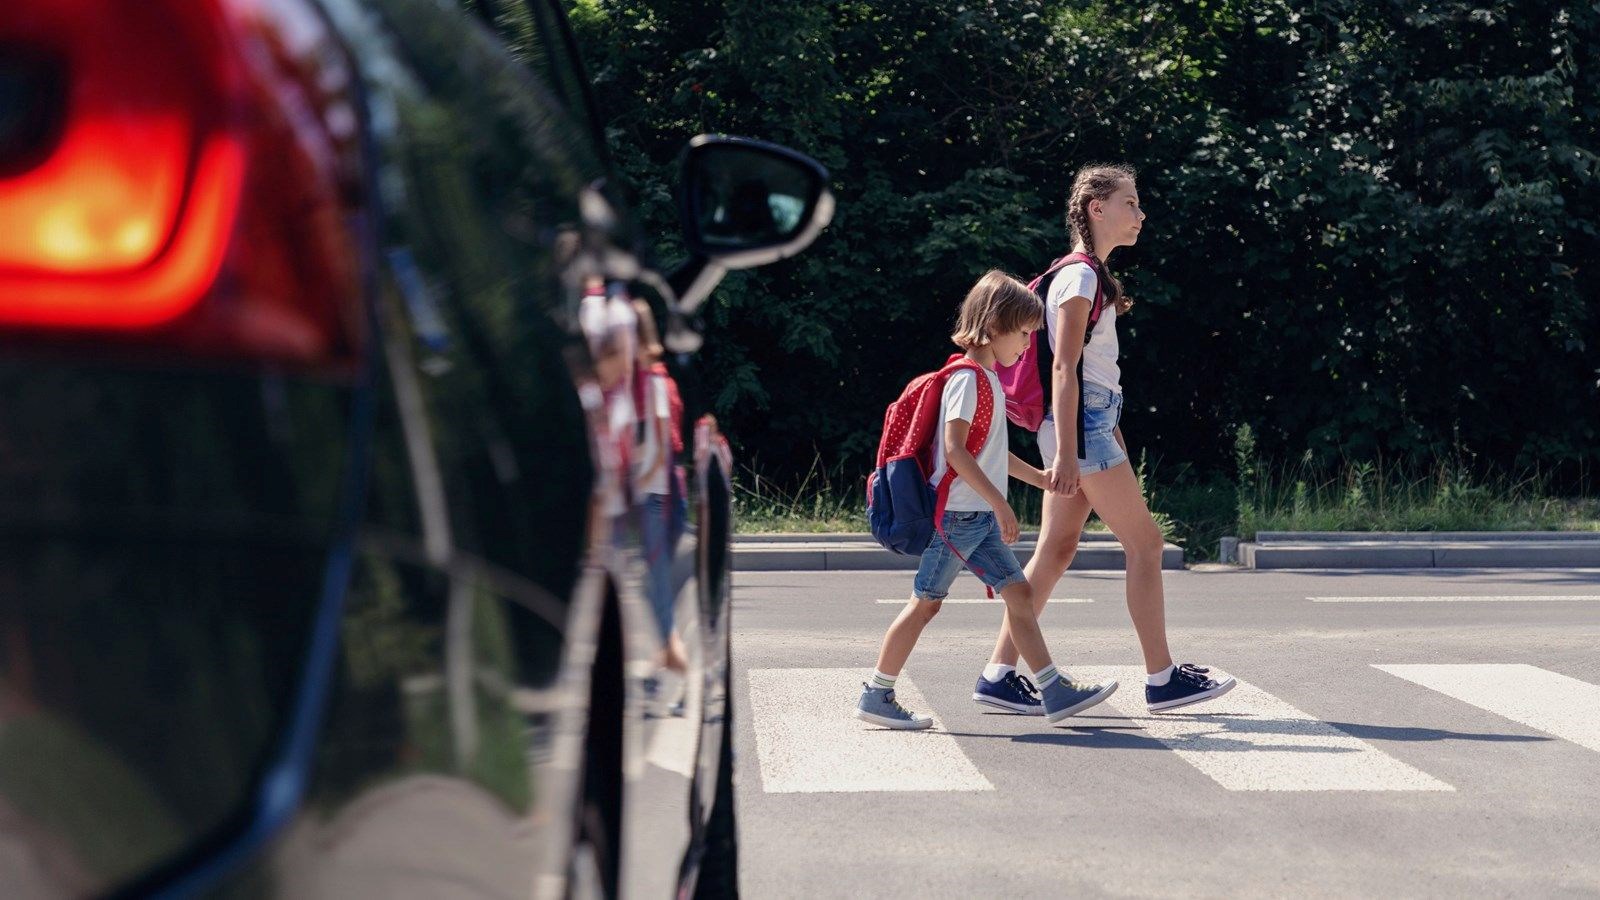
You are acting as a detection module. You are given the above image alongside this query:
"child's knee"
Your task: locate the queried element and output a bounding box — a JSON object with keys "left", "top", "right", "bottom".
{"left": 999, "top": 580, "right": 1034, "bottom": 608}
{"left": 909, "top": 596, "right": 943, "bottom": 622}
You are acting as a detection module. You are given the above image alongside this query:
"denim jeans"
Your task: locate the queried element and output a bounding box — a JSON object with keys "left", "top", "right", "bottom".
{"left": 640, "top": 492, "right": 685, "bottom": 641}
{"left": 1039, "top": 382, "right": 1128, "bottom": 475}
{"left": 912, "top": 510, "right": 1026, "bottom": 601}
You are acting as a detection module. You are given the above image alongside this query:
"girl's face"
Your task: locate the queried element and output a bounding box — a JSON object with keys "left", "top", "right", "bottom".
{"left": 989, "top": 325, "right": 1034, "bottom": 368}
{"left": 1092, "top": 179, "right": 1145, "bottom": 248}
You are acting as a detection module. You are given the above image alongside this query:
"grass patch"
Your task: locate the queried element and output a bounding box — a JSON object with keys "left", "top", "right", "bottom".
{"left": 733, "top": 456, "right": 1133, "bottom": 535}
{"left": 1237, "top": 461, "right": 1600, "bottom": 539}
{"left": 733, "top": 460, "right": 866, "bottom": 533}
{"left": 1230, "top": 425, "right": 1599, "bottom": 547}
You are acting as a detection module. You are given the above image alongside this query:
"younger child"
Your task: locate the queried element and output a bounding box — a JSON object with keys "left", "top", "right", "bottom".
{"left": 631, "top": 301, "right": 691, "bottom": 695}
{"left": 856, "top": 271, "right": 1118, "bottom": 730}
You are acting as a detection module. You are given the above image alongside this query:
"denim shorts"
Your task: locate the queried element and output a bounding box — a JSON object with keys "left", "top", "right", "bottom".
{"left": 1038, "top": 382, "right": 1128, "bottom": 475}
{"left": 912, "top": 511, "right": 1026, "bottom": 601}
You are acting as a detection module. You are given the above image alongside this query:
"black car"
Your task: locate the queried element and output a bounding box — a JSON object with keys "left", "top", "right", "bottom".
{"left": 0, "top": 0, "right": 830, "bottom": 896}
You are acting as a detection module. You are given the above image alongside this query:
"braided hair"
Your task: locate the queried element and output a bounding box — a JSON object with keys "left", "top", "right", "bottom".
{"left": 1065, "top": 164, "right": 1136, "bottom": 315}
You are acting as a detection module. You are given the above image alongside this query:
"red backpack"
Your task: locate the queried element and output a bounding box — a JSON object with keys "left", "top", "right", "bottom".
{"left": 866, "top": 354, "right": 996, "bottom": 585}
{"left": 633, "top": 362, "right": 684, "bottom": 454}
{"left": 994, "top": 251, "right": 1107, "bottom": 459}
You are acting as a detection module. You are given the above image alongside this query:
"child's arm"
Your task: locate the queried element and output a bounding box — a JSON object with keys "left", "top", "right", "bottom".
{"left": 637, "top": 413, "right": 670, "bottom": 485}
{"left": 636, "top": 374, "right": 672, "bottom": 486}
{"left": 1008, "top": 452, "right": 1046, "bottom": 490}
{"left": 943, "top": 418, "right": 1019, "bottom": 543}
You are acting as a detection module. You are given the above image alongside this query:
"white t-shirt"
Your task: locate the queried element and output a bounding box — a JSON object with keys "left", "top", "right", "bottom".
{"left": 631, "top": 372, "right": 673, "bottom": 496}
{"left": 1045, "top": 262, "right": 1121, "bottom": 394}
{"left": 602, "top": 386, "right": 636, "bottom": 517}
{"left": 927, "top": 367, "right": 1009, "bottom": 512}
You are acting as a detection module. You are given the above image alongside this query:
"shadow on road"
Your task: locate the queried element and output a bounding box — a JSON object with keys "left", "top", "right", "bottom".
{"left": 936, "top": 712, "right": 1550, "bottom": 753}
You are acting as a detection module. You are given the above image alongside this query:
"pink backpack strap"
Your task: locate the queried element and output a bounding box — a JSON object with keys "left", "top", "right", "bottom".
{"left": 1058, "top": 251, "right": 1107, "bottom": 331}
{"left": 929, "top": 359, "right": 998, "bottom": 598}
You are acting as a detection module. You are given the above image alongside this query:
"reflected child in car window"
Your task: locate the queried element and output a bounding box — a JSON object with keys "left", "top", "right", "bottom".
{"left": 632, "top": 301, "right": 690, "bottom": 714}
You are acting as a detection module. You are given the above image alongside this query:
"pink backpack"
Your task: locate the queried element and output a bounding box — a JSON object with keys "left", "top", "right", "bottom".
{"left": 994, "top": 252, "right": 1107, "bottom": 457}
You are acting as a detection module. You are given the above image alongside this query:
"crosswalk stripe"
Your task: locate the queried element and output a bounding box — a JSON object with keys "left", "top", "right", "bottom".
{"left": 746, "top": 668, "right": 993, "bottom": 793}
{"left": 644, "top": 715, "right": 697, "bottom": 777}
{"left": 874, "top": 597, "right": 1093, "bottom": 604}
{"left": 1075, "top": 667, "right": 1454, "bottom": 792}
{"left": 1373, "top": 664, "right": 1600, "bottom": 754}
{"left": 1312, "top": 595, "right": 1600, "bottom": 603}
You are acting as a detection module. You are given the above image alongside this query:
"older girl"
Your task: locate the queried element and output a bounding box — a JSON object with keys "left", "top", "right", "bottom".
{"left": 974, "top": 166, "right": 1236, "bottom": 716}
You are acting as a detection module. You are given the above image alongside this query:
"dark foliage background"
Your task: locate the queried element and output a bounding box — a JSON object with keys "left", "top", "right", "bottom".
{"left": 565, "top": 0, "right": 1600, "bottom": 489}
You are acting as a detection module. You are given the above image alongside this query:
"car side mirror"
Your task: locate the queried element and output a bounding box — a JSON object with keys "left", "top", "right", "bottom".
{"left": 667, "top": 135, "right": 833, "bottom": 316}
{"left": 680, "top": 134, "right": 833, "bottom": 268}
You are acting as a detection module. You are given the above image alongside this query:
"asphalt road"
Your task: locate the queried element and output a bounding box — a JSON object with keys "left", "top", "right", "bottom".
{"left": 728, "top": 566, "right": 1600, "bottom": 899}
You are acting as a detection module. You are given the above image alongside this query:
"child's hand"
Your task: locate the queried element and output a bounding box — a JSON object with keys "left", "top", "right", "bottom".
{"left": 997, "top": 503, "right": 1020, "bottom": 544}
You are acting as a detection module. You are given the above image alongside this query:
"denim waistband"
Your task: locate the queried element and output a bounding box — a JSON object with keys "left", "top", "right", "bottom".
{"left": 1043, "top": 384, "right": 1119, "bottom": 422}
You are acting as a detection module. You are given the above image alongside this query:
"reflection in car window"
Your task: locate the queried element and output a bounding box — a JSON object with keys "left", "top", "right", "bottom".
{"left": 467, "top": 0, "right": 607, "bottom": 159}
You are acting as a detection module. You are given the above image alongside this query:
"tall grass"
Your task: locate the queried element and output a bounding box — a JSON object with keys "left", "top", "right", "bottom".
{"left": 732, "top": 453, "right": 1153, "bottom": 534}
{"left": 733, "top": 457, "right": 866, "bottom": 533}
{"left": 1232, "top": 425, "right": 1600, "bottom": 541}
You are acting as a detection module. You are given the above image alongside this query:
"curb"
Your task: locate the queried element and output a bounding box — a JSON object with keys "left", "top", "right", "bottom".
{"left": 1234, "top": 531, "right": 1600, "bottom": 569}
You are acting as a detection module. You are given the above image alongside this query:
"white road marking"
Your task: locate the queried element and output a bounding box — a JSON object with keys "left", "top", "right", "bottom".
{"left": 747, "top": 668, "right": 992, "bottom": 793}
{"left": 1374, "top": 664, "right": 1600, "bottom": 754}
{"left": 1311, "top": 595, "right": 1600, "bottom": 602}
{"left": 1076, "top": 667, "right": 1454, "bottom": 792}
{"left": 874, "top": 597, "right": 1093, "bottom": 604}
{"left": 644, "top": 714, "right": 697, "bottom": 777}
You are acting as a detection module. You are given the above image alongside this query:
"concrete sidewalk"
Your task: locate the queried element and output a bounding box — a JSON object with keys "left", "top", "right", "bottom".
{"left": 1237, "top": 531, "right": 1600, "bottom": 569}
{"left": 732, "top": 531, "right": 1184, "bottom": 572}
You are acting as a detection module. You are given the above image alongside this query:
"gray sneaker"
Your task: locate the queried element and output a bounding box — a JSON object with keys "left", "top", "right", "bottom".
{"left": 1040, "top": 678, "right": 1119, "bottom": 724}
{"left": 855, "top": 684, "right": 933, "bottom": 730}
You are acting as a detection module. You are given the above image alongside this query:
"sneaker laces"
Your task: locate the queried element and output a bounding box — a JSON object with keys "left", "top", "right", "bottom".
{"left": 1006, "top": 672, "right": 1041, "bottom": 700}
{"left": 882, "top": 690, "right": 917, "bottom": 718}
{"left": 1175, "top": 663, "right": 1213, "bottom": 686}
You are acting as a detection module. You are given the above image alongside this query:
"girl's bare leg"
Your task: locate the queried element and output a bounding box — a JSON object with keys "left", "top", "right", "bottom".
{"left": 873, "top": 597, "right": 942, "bottom": 677}
{"left": 990, "top": 488, "right": 1092, "bottom": 667}
{"left": 1077, "top": 462, "right": 1173, "bottom": 674}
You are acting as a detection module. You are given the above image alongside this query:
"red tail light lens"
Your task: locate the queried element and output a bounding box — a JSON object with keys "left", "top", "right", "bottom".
{"left": 0, "top": 0, "right": 365, "bottom": 367}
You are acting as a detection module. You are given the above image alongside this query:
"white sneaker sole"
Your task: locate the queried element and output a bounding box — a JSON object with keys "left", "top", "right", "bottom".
{"left": 854, "top": 708, "right": 933, "bottom": 730}
{"left": 1147, "top": 676, "right": 1237, "bottom": 713}
{"left": 971, "top": 693, "right": 1046, "bottom": 715}
{"left": 1044, "top": 680, "right": 1119, "bottom": 724}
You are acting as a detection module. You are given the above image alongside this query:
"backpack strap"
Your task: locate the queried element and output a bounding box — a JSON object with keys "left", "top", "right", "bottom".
{"left": 1035, "top": 253, "right": 1107, "bottom": 408}
{"left": 1036, "top": 252, "right": 1108, "bottom": 461}
{"left": 1042, "top": 251, "right": 1107, "bottom": 347}
{"left": 929, "top": 358, "right": 997, "bottom": 597}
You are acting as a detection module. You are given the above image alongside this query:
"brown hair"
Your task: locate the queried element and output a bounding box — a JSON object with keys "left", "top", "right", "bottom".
{"left": 950, "top": 269, "right": 1044, "bottom": 350}
{"left": 1066, "top": 164, "right": 1136, "bottom": 315}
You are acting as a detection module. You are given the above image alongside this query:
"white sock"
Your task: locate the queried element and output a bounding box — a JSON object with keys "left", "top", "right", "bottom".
{"left": 871, "top": 669, "right": 897, "bottom": 690}
{"left": 1034, "top": 664, "right": 1060, "bottom": 689}
{"left": 1146, "top": 664, "right": 1176, "bottom": 687}
{"left": 982, "top": 663, "right": 1015, "bottom": 683}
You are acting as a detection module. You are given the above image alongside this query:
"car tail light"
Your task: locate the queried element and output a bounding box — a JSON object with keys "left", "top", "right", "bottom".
{"left": 0, "top": 0, "right": 366, "bottom": 369}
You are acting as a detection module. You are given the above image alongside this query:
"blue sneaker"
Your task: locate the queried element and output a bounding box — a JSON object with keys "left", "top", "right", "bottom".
{"left": 1146, "top": 664, "right": 1236, "bottom": 713}
{"left": 855, "top": 684, "right": 933, "bottom": 730}
{"left": 972, "top": 672, "right": 1045, "bottom": 715}
{"left": 1040, "top": 677, "right": 1119, "bottom": 724}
